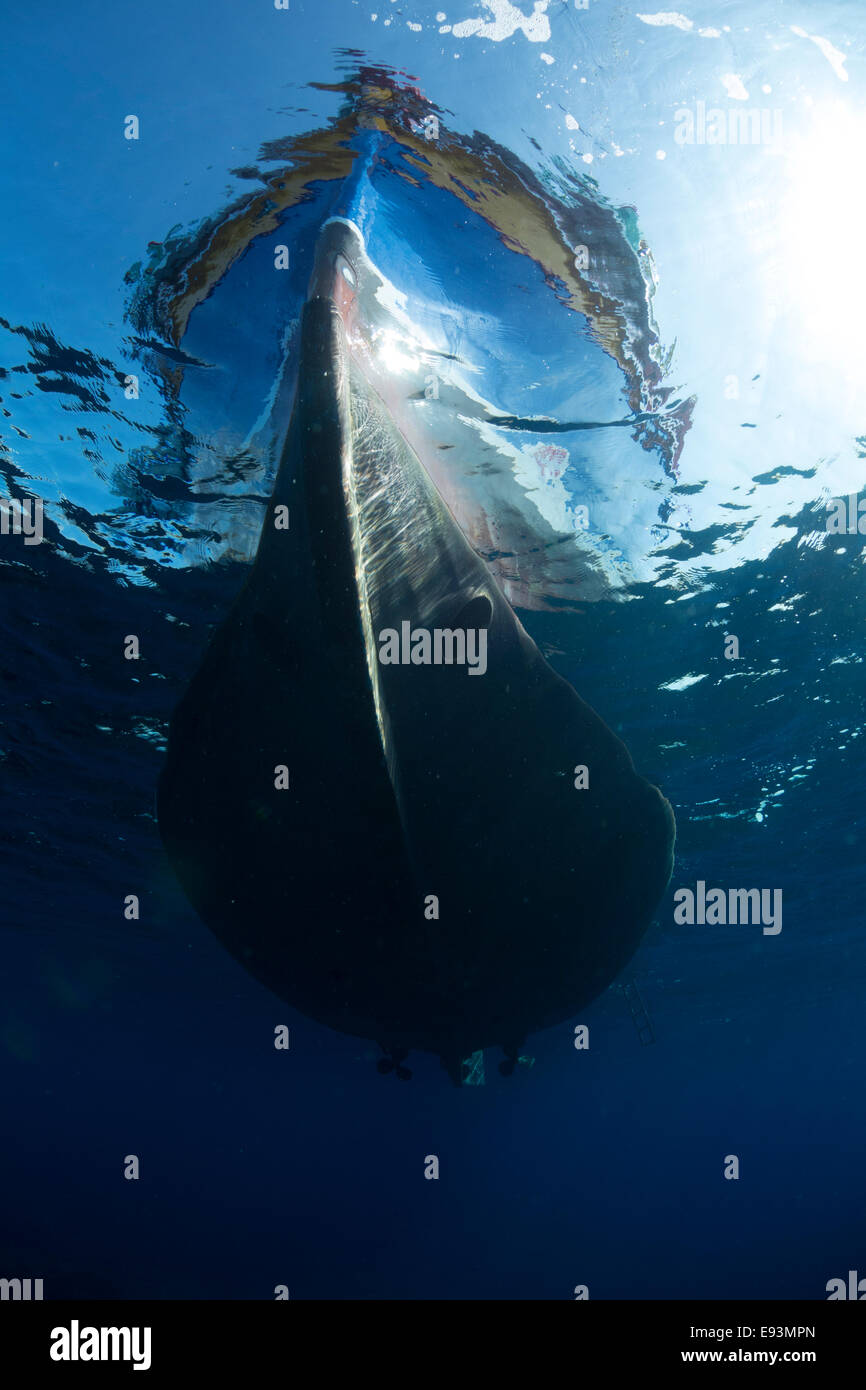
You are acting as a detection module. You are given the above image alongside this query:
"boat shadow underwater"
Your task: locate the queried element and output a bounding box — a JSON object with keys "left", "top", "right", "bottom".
{"left": 153, "top": 71, "right": 679, "bottom": 1085}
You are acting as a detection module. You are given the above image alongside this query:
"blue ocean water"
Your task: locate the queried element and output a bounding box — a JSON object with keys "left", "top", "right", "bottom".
{"left": 1, "top": 0, "right": 865, "bottom": 1300}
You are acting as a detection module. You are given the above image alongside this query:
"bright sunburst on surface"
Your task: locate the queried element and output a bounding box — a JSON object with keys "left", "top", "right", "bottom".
{"left": 781, "top": 100, "right": 866, "bottom": 377}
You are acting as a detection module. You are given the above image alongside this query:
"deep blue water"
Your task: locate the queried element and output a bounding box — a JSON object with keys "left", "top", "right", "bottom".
{"left": 2, "top": 0, "right": 865, "bottom": 1300}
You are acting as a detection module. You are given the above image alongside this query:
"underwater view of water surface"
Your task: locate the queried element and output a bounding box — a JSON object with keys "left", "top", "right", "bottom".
{"left": 2, "top": 0, "right": 865, "bottom": 1318}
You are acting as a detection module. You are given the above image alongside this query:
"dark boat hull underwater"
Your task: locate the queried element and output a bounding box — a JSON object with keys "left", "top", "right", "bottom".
{"left": 158, "top": 184, "right": 676, "bottom": 1086}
